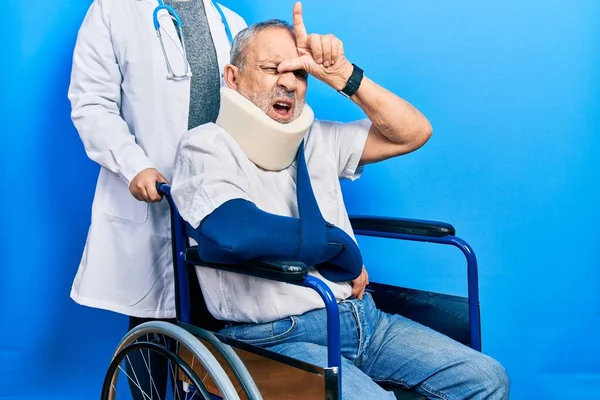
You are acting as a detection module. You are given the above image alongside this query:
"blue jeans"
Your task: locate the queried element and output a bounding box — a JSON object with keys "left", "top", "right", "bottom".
{"left": 219, "top": 293, "right": 509, "bottom": 400}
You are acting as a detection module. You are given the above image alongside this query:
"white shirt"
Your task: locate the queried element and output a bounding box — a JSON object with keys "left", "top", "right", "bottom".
{"left": 171, "top": 119, "right": 371, "bottom": 323}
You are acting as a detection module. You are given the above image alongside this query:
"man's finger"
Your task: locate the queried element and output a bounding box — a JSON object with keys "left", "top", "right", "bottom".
{"left": 308, "top": 34, "right": 323, "bottom": 64}
{"left": 278, "top": 56, "right": 309, "bottom": 74}
{"left": 146, "top": 181, "right": 162, "bottom": 202}
{"left": 129, "top": 184, "right": 141, "bottom": 200}
{"left": 352, "top": 274, "right": 367, "bottom": 299}
{"left": 131, "top": 191, "right": 143, "bottom": 201}
{"left": 139, "top": 185, "right": 150, "bottom": 202}
{"left": 156, "top": 172, "right": 169, "bottom": 185}
{"left": 155, "top": 173, "right": 169, "bottom": 199}
{"left": 331, "top": 38, "right": 340, "bottom": 65}
{"left": 354, "top": 284, "right": 365, "bottom": 300}
{"left": 322, "top": 35, "right": 333, "bottom": 67}
{"left": 293, "top": 2, "right": 308, "bottom": 48}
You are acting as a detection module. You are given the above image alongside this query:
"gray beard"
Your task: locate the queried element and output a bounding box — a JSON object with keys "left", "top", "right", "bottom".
{"left": 239, "top": 89, "right": 305, "bottom": 124}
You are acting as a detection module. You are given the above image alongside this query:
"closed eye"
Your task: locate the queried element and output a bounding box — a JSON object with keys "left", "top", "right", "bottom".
{"left": 262, "top": 67, "right": 278, "bottom": 73}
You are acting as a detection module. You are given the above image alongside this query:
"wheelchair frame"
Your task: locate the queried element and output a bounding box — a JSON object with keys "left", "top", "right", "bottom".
{"left": 102, "top": 182, "right": 482, "bottom": 400}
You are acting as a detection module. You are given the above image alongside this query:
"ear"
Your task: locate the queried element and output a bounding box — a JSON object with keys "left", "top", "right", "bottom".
{"left": 223, "top": 64, "right": 240, "bottom": 89}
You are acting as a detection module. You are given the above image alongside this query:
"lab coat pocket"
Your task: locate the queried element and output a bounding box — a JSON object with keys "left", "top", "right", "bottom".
{"left": 100, "top": 171, "right": 149, "bottom": 224}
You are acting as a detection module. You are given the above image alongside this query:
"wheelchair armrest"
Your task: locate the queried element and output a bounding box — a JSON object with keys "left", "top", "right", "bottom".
{"left": 350, "top": 216, "right": 455, "bottom": 238}
{"left": 185, "top": 246, "right": 308, "bottom": 283}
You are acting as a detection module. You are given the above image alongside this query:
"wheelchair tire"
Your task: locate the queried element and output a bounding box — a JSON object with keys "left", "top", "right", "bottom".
{"left": 101, "top": 321, "right": 242, "bottom": 400}
{"left": 192, "top": 328, "right": 263, "bottom": 400}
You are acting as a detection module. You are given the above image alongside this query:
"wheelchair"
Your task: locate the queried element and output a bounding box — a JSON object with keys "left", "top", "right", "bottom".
{"left": 101, "top": 183, "right": 482, "bottom": 400}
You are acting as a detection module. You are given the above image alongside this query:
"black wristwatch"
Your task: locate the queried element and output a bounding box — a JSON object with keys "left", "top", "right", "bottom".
{"left": 339, "top": 63, "right": 364, "bottom": 98}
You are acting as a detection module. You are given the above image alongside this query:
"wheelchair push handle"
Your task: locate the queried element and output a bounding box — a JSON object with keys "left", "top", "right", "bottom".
{"left": 156, "top": 181, "right": 170, "bottom": 196}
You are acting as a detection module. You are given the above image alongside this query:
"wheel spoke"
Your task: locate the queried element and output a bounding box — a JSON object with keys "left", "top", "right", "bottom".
{"left": 119, "top": 362, "right": 153, "bottom": 400}
{"left": 139, "top": 345, "right": 162, "bottom": 400}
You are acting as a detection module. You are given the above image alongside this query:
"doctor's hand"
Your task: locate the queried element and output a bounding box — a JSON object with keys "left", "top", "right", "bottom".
{"left": 351, "top": 267, "right": 369, "bottom": 300}
{"left": 129, "top": 168, "right": 167, "bottom": 203}
{"left": 277, "top": 2, "right": 353, "bottom": 92}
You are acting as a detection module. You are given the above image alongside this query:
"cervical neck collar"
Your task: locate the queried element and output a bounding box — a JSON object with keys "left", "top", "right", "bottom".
{"left": 215, "top": 86, "right": 314, "bottom": 171}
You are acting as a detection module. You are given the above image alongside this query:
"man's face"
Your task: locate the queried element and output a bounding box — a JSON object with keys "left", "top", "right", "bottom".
{"left": 234, "top": 28, "right": 308, "bottom": 124}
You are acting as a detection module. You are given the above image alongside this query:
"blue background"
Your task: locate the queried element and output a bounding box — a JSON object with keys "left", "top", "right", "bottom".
{"left": 1, "top": 0, "right": 599, "bottom": 399}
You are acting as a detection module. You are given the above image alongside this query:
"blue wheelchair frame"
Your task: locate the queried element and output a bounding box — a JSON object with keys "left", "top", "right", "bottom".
{"left": 158, "top": 183, "right": 481, "bottom": 398}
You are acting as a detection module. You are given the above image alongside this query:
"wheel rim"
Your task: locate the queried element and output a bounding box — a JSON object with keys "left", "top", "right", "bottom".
{"left": 101, "top": 339, "right": 213, "bottom": 400}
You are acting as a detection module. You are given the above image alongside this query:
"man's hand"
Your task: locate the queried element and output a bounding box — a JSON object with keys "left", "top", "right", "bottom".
{"left": 278, "top": 2, "right": 353, "bottom": 91}
{"left": 129, "top": 168, "right": 167, "bottom": 203}
{"left": 351, "top": 267, "right": 369, "bottom": 300}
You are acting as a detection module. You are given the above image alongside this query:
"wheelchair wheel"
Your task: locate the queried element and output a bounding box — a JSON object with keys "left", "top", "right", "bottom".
{"left": 101, "top": 321, "right": 242, "bottom": 400}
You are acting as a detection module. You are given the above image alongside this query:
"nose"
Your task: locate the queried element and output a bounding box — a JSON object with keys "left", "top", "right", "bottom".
{"left": 277, "top": 71, "right": 298, "bottom": 92}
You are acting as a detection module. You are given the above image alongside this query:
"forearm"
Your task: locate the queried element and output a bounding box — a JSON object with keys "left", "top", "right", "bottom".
{"left": 334, "top": 63, "right": 432, "bottom": 158}
{"left": 352, "top": 76, "right": 431, "bottom": 147}
{"left": 330, "top": 63, "right": 433, "bottom": 163}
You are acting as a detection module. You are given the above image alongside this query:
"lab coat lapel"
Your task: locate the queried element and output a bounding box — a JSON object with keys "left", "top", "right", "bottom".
{"left": 203, "top": 0, "right": 233, "bottom": 86}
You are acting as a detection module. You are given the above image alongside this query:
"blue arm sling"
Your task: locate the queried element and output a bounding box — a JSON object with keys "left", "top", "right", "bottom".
{"left": 187, "top": 142, "right": 363, "bottom": 282}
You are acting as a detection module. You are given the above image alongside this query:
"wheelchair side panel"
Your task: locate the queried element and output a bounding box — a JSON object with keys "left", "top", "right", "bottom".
{"left": 179, "top": 336, "right": 331, "bottom": 399}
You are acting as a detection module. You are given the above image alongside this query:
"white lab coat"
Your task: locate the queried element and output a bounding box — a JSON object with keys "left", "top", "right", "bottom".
{"left": 67, "top": 0, "right": 247, "bottom": 318}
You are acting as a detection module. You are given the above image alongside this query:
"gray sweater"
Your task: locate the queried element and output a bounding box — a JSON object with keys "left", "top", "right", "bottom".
{"left": 166, "top": 0, "right": 221, "bottom": 129}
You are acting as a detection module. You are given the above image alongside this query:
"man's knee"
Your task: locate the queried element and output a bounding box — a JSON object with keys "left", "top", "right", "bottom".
{"left": 471, "top": 355, "right": 510, "bottom": 399}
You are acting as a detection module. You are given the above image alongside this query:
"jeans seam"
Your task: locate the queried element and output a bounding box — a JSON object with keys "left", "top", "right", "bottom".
{"left": 419, "top": 382, "right": 450, "bottom": 400}
{"left": 345, "top": 300, "right": 363, "bottom": 365}
{"left": 237, "top": 316, "right": 298, "bottom": 345}
{"left": 352, "top": 299, "right": 371, "bottom": 366}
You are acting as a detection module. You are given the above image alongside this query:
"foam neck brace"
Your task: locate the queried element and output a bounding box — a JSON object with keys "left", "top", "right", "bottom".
{"left": 215, "top": 87, "right": 314, "bottom": 171}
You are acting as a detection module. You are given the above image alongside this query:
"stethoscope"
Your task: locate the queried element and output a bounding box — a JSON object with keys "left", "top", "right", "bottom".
{"left": 153, "top": 0, "right": 234, "bottom": 80}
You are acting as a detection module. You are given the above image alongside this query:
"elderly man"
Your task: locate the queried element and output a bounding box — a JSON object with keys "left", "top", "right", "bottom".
{"left": 171, "top": 3, "right": 509, "bottom": 399}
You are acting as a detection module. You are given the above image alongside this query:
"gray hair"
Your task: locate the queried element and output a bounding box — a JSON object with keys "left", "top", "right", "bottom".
{"left": 230, "top": 19, "right": 294, "bottom": 71}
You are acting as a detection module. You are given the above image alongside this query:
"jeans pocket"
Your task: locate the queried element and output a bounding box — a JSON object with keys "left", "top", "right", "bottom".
{"left": 222, "top": 317, "right": 298, "bottom": 346}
